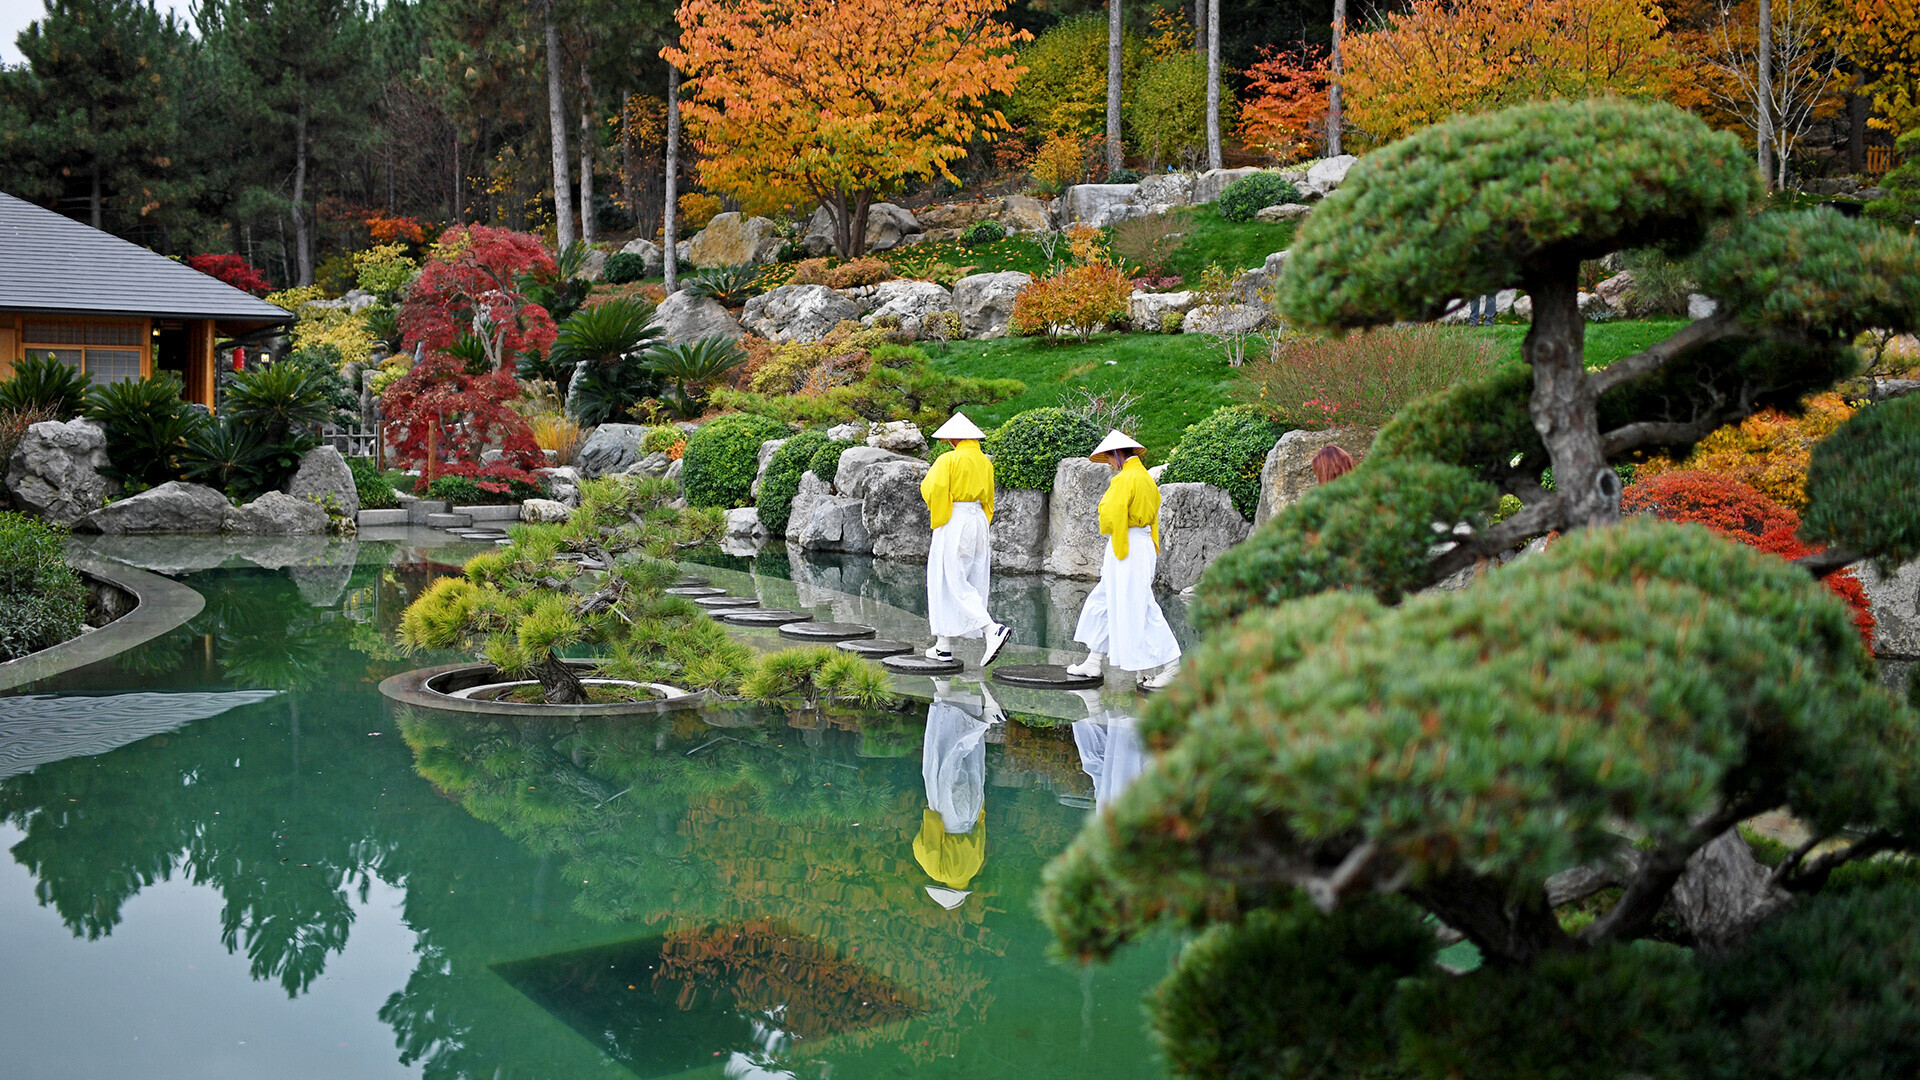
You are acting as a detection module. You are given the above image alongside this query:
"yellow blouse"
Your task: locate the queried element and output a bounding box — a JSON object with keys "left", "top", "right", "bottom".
{"left": 921, "top": 439, "right": 995, "bottom": 528}
{"left": 1097, "top": 456, "right": 1161, "bottom": 561}
{"left": 913, "top": 807, "right": 986, "bottom": 890}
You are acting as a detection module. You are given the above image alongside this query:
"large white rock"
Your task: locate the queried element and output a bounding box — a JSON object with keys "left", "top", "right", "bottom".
{"left": 1192, "top": 167, "right": 1263, "bottom": 205}
{"left": 953, "top": 271, "right": 1032, "bottom": 339}
{"left": 1183, "top": 303, "right": 1270, "bottom": 335}
{"left": 860, "top": 459, "right": 934, "bottom": 561}
{"left": 1129, "top": 290, "right": 1196, "bottom": 332}
{"left": 6, "top": 418, "right": 117, "bottom": 526}
{"left": 797, "top": 495, "right": 873, "bottom": 554}
{"left": 724, "top": 506, "right": 767, "bottom": 542}
{"left": 1860, "top": 560, "right": 1920, "bottom": 661}
{"left": 1300, "top": 155, "right": 1360, "bottom": 197}
{"left": 77, "top": 480, "right": 229, "bottom": 534}
{"left": 1253, "top": 202, "right": 1312, "bottom": 223}
{"left": 576, "top": 423, "right": 652, "bottom": 478}
{"left": 1689, "top": 293, "right": 1720, "bottom": 320}
{"left": 784, "top": 470, "right": 833, "bottom": 543}
{"left": 1155, "top": 482, "right": 1250, "bottom": 591}
{"left": 1042, "top": 458, "right": 1113, "bottom": 579}
{"left": 741, "top": 283, "right": 861, "bottom": 344}
{"left": 1063, "top": 184, "right": 1143, "bottom": 227}
{"left": 619, "top": 238, "right": 664, "bottom": 275}
{"left": 1135, "top": 172, "right": 1194, "bottom": 208}
{"left": 1253, "top": 427, "right": 1373, "bottom": 526}
{"left": 860, "top": 280, "right": 955, "bottom": 338}
{"left": 654, "top": 290, "right": 746, "bottom": 345}
{"left": 749, "top": 438, "right": 788, "bottom": 499}
{"left": 799, "top": 202, "right": 925, "bottom": 256}
{"left": 989, "top": 487, "right": 1048, "bottom": 573}
{"left": 866, "top": 420, "right": 926, "bottom": 455}
{"left": 225, "top": 490, "right": 330, "bottom": 535}
{"left": 521, "top": 498, "right": 572, "bottom": 523}
{"left": 687, "top": 212, "right": 782, "bottom": 268}
{"left": 286, "top": 445, "right": 359, "bottom": 518}
{"left": 833, "top": 446, "right": 915, "bottom": 498}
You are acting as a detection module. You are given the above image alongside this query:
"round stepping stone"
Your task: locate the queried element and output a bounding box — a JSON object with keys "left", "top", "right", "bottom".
{"left": 837, "top": 638, "right": 914, "bottom": 659}
{"left": 693, "top": 595, "right": 761, "bottom": 609}
{"left": 778, "top": 621, "right": 876, "bottom": 642}
{"left": 881, "top": 652, "right": 965, "bottom": 675}
{"left": 666, "top": 586, "right": 729, "bottom": 598}
{"left": 991, "top": 664, "right": 1104, "bottom": 690}
{"left": 673, "top": 575, "right": 711, "bottom": 588}
{"left": 718, "top": 608, "right": 815, "bottom": 627}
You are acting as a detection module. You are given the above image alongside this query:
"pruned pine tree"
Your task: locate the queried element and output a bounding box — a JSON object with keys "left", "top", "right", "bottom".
{"left": 1042, "top": 99, "right": 1920, "bottom": 1078}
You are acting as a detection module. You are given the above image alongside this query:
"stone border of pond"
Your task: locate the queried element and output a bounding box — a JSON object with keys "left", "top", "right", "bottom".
{"left": 379, "top": 660, "right": 710, "bottom": 718}
{"left": 0, "top": 557, "right": 207, "bottom": 693}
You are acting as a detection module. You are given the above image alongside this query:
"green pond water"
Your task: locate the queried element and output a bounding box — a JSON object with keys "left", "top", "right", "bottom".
{"left": 0, "top": 538, "right": 1179, "bottom": 1080}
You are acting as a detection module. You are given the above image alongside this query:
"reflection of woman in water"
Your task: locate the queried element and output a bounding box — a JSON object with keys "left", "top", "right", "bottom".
{"left": 914, "top": 681, "right": 1002, "bottom": 909}
{"left": 1070, "top": 690, "right": 1149, "bottom": 813}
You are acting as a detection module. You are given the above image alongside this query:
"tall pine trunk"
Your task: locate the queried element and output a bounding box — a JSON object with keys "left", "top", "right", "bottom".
{"left": 1757, "top": 0, "right": 1774, "bottom": 189}
{"left": 1327, "top": 0, "right": 1345, "bottom": 157}
{"left": 579, "top": 69, "right": 597, "bottom": 247}
{"left": 89, "top": 160, "right": 101, "bottom": 230}
{"left": 292, "top": 97, "right": 313, "bottom": 286}
{"left": 1106, "top": 0, "right": 1123, "bottom": 174}
{"left": 545, "top": 2, "right": 576, "bottom": 249}
{"left": 1205, "top": 0, "right": 1221, "bottom": 170}
{"left": 663, "top": 63, "right": 680, "bottom": 293}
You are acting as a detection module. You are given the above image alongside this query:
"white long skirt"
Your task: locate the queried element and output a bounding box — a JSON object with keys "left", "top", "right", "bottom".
{"left": 1074, "top": 527, "right": 1181, "bottom": 671}
{"left": 1073, "top": 710, "right": 1149, "bottom": 813}
{"left": 927, "top": 501, "right": 993, "bottom": 638}
{"left": 923, "top": 696, "right": 989, "bottom": 834}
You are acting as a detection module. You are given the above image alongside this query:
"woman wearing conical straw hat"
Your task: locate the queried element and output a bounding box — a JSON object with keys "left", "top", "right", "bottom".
{"left": 1067, "top": 430, "right": 1181, "bottom": 690}
{"left": 920, "top": 413, "right": 1012, "bottom": 665}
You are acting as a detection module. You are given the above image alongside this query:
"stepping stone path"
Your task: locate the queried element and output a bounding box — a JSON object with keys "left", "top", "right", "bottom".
{"left": 693, "top": 596, "right": 761, "bottom": 609}
{"left": 718, "top": 609, "right": 816, "bottom": 627}
{"left": 837, "top": 638, "right": 914, "bottom": 658}
{"left": 666, "top": 586, "right": 729, "bottom": 598}
{"left": 673, "top": 576, "right": 711, "bottom": 588}
{"left": 881, "top": 652, "right": 965, "bottom": 675}
{"left": 777, "top": 622, "right": 877, "bottom": 642}
{"left": 990, "top": 664, "right": 1104, "bottom": 690}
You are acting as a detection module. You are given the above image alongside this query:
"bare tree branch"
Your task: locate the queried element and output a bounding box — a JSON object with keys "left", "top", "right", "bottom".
{"left": 1581, "top": 795, "right": 1773, "bottom": 944}
{"left": 1588, "top": 313, "right": 1741, "bottom": 396}
{"left": 1793, "top": 545, "right": 1862, "bottom": 578}
{"left": 1601, "top": 417, "right": 1728, "bottom": 456}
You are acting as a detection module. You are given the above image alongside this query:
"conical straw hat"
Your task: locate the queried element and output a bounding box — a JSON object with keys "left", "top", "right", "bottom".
{"left": 1089, "top": 429, "right": 1145, "bottom": 460}
{"left": 931, "top": 413, "right": 986, "bottom": 441}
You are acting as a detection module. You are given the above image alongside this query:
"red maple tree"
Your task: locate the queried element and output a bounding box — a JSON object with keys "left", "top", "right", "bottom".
{"left": 398, "top": 224, "right": 559, "bottom": 367}
{"left": 379, "top": 350, "right": 542, "bottom": 492}
{"left": 186, "top": 253, "right": 275, "bottom": 295}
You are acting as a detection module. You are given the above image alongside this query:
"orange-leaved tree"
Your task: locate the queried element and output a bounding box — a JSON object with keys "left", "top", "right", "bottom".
{"left": 1823, "top": 0, "right": 1920, "bottom": 135}
{"left": 1341, "top": 0, "right": 1678, "bottom": 143}
{"left": 1633, "top": 392, "right": 1855, "bottom": 510}
{"left": 665, "top": 0, "right": 1027, "bottom": 258}
{"left": 1239, "top": 42, "right": 1330, "bottom": 164}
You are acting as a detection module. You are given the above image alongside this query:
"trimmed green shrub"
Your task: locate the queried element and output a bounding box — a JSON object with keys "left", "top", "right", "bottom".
{"left": 0, "top": 511, "right": 87, "bottom": 662}
{"left": 349, "top": 457, "right": 398, "bottom": 510}
{"left": 682, "top": 412, "right": 789, "bottom": 509}
{"left": 0, "top": 353, "right": 90, "bottom": 418}
{"left": 984, "top": 407, "right": 1099, "bottom": 492}
{"left": 960, "top": 221, "right": 1006, "bottom": 247}
{"left": 603, "top": 251, "right": 651, "bottom": 284}
{"left": 1161, "top": 403, "right": 1283, "bottom": 518}
{"left": 809, "top": 438, "right": 856, "bottom": 484}
{"left": 1217, "top": 171, "right": 1301, "bottom": 223}
{"left": 426, "top": 475, "right": 486, "bottom": 505}
{"left": 84, "top": 373, "right": 202, "bottom": 490}
{"left": 755, "top": 428, "right": 831, "bottom": 535}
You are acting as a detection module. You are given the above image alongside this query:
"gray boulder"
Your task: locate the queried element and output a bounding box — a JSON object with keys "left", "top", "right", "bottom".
{"left": 724, "top": 506, "right": 767, "bottom": 542}
{"left": 784, "top": 471, "right": 833, "bottom": 543}
{"left": 866, "top": 420, "right": 926, "bottom": 455}
{"left": 1254, "top": 427, "right": 1372, "bottom": 526}
{"left": 953, "top": 271, "right": 1032, "bottom": 339}
{"left": 989, "top": 487, "right": 1048, "bottom": 573}
{"left": 999, "top": 194, "right": 1051, "bottom": 232}
{"left": 800, "top": 202, "right": 925, "bottom": 256}
{"left": 1136, "top": 172, "right": 1194, "bottom": 209}
{"left": 797, "top": 495, "right": 874, "bottom": 554}
{"left": 619, "top": 238, "right": 664, "bottom": 275}
{"left": 825, "top": 421, "right": 866, "bottom": 442}
{"left": 861, "top": 279, "right": 955, "bottom": 338}
{"left": 1183, "top": 303, "right": 1270, "bottom": 335}
{"left": 860, "top": 459, "right": 934, "bottom": 561}
{"left": 1300, "top": 155, "right": 1359, "bottom": 197}
{"left": 1860, "top": 560, "right": 1920, "bottom": 661}
{"left": 286, "top": 445, "right": 359, "bottom": 518}
{"left": 1043, "top": 458, "right": 1112, "bottom": 579}
{"left": 77, "top": 480, "right": 229, "bottom": 535}
{"left": 1192, "top": 167, "right": 1263, "bottom": 205}
{"left": 1064, "top": 184, "right": 1143, "bottom": 227}
{"left": 537, "top": 465, "right": 583, "bottom": 508}
{"left": 226, "top": 490, "right": 330, "bottom": 535}
{"left": 521, "top": 498, "right": 572, "bottom": 523}
{"left": 664, "top": 456, "right": 683, "bottom": 484}
{"left": 750, "top": 438, "right": 789, "bottom": 498}
{"left": 578, "top": 248, "right": 609, "bottom": 282}
{"left": 1689, "top": 293, "right": 1720, "bottom": 320}
{"left": 1253, "top": 202, "right": 1312, "bottom": 223}
{"left": 1129, "top": 289, "right": 1195, "bottom": 331}
{"left": 621, "top": 450, "right": 672, "bottom": 478}
{"left": 6, "top": 418, "right": 117, "bottom": 525}
{"left": 654, "top": 290, "right": 746, "bottom": 345}
{"left": 687, "top": 212, "right": 783, "bottom": 268}
{"left": 1155, "top": 482, "right": 1249, "bottom": 592}
{"left": 741, "top": 284, "right": 860, "bottom": 344}
{"left": 576, "top": 423, "right": 651, "bottom": 478}
{"left": 834, "top": 446, "right": 915, "bottom": 498}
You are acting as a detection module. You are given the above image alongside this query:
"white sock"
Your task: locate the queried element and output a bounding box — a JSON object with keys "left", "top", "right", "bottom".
{"left": 935, "top": 636, "right": 953, "bottom": 654}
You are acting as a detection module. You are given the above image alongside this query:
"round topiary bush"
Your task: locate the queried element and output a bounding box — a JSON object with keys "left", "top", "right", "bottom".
{"left": 1217, "top": 172, "right": 1302, "bottom": 223}
{"left": 755, "top": 428, "right": 831, "bottom": 535}
{"left": 0, "top": 511, "right": 88, "bottom": 662}
{"left": 961, "top": 221, "right": 1007, "bottom": 247}
{"left": 603, "top": 251, "right": 650, "bottom": 285}
{"left": 809, "top": 438, "right": 856, "bottom": 484}
{"left": 984, "top": 407, "right": 1100, "bottom": 491}
{"left": 682, "top": 413, "right": 791, "bottom": 509}
{"left": 1161, "top": 403, "right": 1283, "bottom": 518}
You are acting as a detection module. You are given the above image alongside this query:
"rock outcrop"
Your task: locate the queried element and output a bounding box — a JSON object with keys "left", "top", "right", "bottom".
{"left": 1042, "top": 458, "right": 1113, "bottom": 579}
{"left": 619, "top": 238, "right": 664, "bottom": 275}
{"left": 785, "top": 471, "right": 833, "bottom": 543}
{"left": 286, "top": 445, "right": 359, "bottom": 518}
{"left": 1861, "top": 560, "right": 1920, "bottom": 661}
{"left": 1064, "top": 184, "right": 1143, "bottom": 227}
{"left": 1182, "top": 303, "right": 1269, "bottom": 335}
{"left": 1155, "top": 482, "right": 1249, "bottom": 591}
{"left": 520, "top": 499, "right": 572, "bottom": 523}
{"left": 750, "top": 438, "right": 788, "bottom": 498}
{"left": 861, "top": 280, "right": 955, "bottom": 338}
{"left": 953, "top": 271, "right": 1032, "bottom": 339}
{"left": 1192, "top": 167, "right": 1263, "bottom": 205}
{"left": 741, "top": 284, "right": 861, "bottom": 343}
{"left": 576, "top": 423, "right": 651, "bottom": 478}
{"left": 865, "top": 420, "right": 926, "bottom": 455}
{"left": 226, "top": 490, "right": 330, "bottom": 535}
{"left": 797, "top": 496, "right": 873, "bottom": 554}
{"left": 1299, "top": 155, "right": 1359, "bottom": 197}
{"left": 77, "top": 481, "right": 229, "bottom": 534}
{"left": 1254, "top": 202, "right": 1312, "bottom": 223}
{"left": 1253, "top": 427, "right": 1373, "bottom": 526}
{"left": 989, "top": 487, "right": 1048, "bottom": 573}
{"left": 834, "top": 446, "right": 916, "bottom": 498}
{"left": 6, "top": 418, "right": 117, "bottom": 525}
{"left": 860, "top": 459, "right": 933, "bottom": 561}
{"left": 654, "top": 291, "right": 746, "bottom": 345}
{"left": 687, "top": 212, "right": 783, "bottom": 268}
{"left": 1129, "top": 290, "right": 1195, "bottom": 331}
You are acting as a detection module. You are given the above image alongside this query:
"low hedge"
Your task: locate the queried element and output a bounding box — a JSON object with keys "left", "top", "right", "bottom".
{"left": 756, "top": 428, "right": 832, "bottom": 535}
{"left": 683, "top": 413, "right": 791, "bottom": 509}
{"left": 809, "top": 438, "right": 857, "bottom": 484}
{"left": 1217, "top": 172, "right": 1303, "bottom": 223}
{"left": 604, "top": 251, "right": 650, "bottom": 284}
{"left": 0, "top": 511, "right": 87, "bottom": 662}
{"left": 350, "top": 457, "right": 398, "bottom": 509}
{"left": 1162, "top": 403, "right": 1283, "bottom": 518}
{"left": 984, "top": 407, "right": 1100, "bottom": 492}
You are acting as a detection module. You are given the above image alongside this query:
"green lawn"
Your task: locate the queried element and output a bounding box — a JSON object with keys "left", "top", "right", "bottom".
{"left": 1162, "top": 205, "right": 1299, "bottom": 282}
{"left": 934, "top": 318, "right": 1693, "bottom": 460}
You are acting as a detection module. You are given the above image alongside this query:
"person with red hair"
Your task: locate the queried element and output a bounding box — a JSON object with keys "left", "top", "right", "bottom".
{"left": 1312, "top": 445, "right": 1355, "bottom": 484}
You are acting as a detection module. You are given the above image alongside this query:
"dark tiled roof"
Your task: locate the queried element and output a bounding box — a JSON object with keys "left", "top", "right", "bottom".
{"left": 0, "top": 190, "right": 294, "bottom": 324}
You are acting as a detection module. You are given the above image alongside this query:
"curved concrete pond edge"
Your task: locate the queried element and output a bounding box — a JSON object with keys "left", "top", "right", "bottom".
{"left": 0, "top": 558, "right": 208, "bottom": 693}
{"left": 380, "top": 661, "right": 711, "bottom": 717}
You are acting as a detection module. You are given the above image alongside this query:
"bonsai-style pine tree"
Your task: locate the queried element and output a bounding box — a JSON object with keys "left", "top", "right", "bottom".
{"left": 1041, "top": 98, "right": 1920, "bottom": 1077}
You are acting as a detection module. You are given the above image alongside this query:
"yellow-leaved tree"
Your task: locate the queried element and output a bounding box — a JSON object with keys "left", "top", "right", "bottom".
{"left": 1341, "top": 0, "right": 1679, "bottom": 143}
{"left": 665, "top": 0, "right": 1027, "bottom": 258}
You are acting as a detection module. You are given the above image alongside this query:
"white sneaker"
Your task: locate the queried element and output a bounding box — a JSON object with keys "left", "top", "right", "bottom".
{"left": 980, "top": 623, "right": 1012, "bottom": 666}
{"left": 924, "top": 645, "right": 954, "bottom": 661}
{"left": 1066, "top": 652, "right": 1104, "bottom": 678}
{"left": 1138, "top": 660, "right": 1180, "bottom": 691}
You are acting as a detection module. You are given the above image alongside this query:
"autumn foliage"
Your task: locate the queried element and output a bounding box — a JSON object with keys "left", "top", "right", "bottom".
{"left": 185, "top": 253, "right": 274, "bottom": 295}
{"left": 398, "top": 224, "right": 558, "bottom": 367}
{"left": 1011, "top": 225, "right": 1131, "bottom": 342}
{"left": 666, "top": 0, "right": 1027, "bottom": 257}
{"left": 379, "top": 349, "right": 542, "bottom": 491}
{"left": 1824, "top": 0, "right": 1920, "bottom": 135}
{"left": 1341, "top": 0, "right": 1679, "bottom": 143}
{"left": 1633, "top": 392, "right": 1854, "bottom": 510}
{"left": 1622, "top": 469, "right": 1874, "bottom": 641}
{"left": 1240, "top": 43, "right": 1331, "bottom": 164}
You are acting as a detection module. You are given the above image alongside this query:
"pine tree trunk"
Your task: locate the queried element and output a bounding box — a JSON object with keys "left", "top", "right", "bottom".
{"left": 545, "top": 2, "right": 577, "bottom": 250}
{"left": 533, "top": 651, "right": 588, "bottom": 704}
{"left": 292, "top": 98, "right": 313, "bottom": 286}
{"left": 89, "top": 160, "right": 101, "bottom": 230}
{"left": 1205, "top": 0, "right": 1222, "bottom": 170}
{"left": 1327, "top": 0, "right": 1345, "bottom": 157}
{"left": 1106, "top": 0, "right": 1123, "bottom": 174}
{"left": 579, "top": 69, "right": 597, "bottom": 247}
{"left": 663, "top": 63, "right": 680, "bottom": 292}
{"left": 1522, "top": 268, "right": 1617, "bottom": 528}
{"left": 1757, "top": 0, "right": 1774, "bottom": 190}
